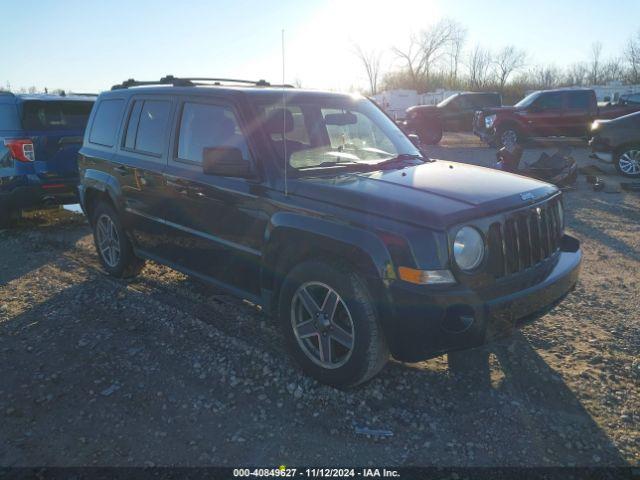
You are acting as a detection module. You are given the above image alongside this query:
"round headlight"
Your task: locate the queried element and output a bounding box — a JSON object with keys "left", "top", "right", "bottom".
{"left": 453, "top": 226, "right": 485, "bottom": 271}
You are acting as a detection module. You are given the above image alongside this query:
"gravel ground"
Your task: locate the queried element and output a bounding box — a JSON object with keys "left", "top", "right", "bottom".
{"left": 0, "top": 134, "right": 638, "bottom": 467}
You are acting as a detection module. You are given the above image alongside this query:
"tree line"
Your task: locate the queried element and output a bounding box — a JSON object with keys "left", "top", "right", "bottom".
{"left": 354, "top": 19, "right": 640, "bottom": 103}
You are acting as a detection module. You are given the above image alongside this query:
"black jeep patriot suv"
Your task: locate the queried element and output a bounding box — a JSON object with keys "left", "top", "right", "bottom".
{"left": 78, "top": 76, "right": 582, "bottom": 387}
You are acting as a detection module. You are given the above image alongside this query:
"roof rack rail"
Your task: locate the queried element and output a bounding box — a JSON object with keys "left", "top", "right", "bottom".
{"left": 111, "top": 75, "right": 294, "bottom": 90}
{"left": 68, "top": 92, "right": 99, "bottom": 97}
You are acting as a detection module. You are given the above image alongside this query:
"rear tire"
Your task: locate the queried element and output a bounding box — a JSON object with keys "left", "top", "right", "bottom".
{"left": 92, "top": 202, "right": 144, "bottom": 278}
{"left": 615, "top": 145, "right": 640, "bottom": 178}
{"left": 278, "top": 260, "right": 388, "bottom": 388}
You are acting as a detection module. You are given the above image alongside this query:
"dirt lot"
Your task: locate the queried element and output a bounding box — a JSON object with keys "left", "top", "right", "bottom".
{"left": 0, "top": 135, "right": 638, "bottom": 467}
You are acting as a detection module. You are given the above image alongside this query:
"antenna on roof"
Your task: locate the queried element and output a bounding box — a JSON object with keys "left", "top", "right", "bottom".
{"left": 282, "top": 28, "right": 288, "bottom": 197}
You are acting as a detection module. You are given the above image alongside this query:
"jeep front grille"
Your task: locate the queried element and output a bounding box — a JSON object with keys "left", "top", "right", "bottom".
{"left": 487, "top": 197, "right": 563, "bottom": 278}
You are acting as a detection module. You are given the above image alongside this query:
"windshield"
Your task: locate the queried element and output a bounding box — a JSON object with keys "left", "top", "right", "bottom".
{"left": 251, "top": 95, "right": 421, "bottom": 172}
{"left": 514, "top": 91, "right": 541, "bottom": 108}
{"left": 437, "top": 94, "right": 458, "bottom": 108}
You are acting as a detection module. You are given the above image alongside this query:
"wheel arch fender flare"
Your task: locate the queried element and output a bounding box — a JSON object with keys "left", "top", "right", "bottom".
{"left": 80, "top": 169, "right": 124, "bottom": 217}
{"left": 260, "top": 212, "right": 396, "bottom": 305}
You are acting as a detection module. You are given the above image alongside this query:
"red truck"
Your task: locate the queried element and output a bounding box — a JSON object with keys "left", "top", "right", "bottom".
{"left": 474, "top": 88, "right": 640, "bottom": 148}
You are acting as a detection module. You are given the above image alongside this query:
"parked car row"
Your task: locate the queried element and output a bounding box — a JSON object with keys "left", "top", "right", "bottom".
{"left": 400, "top": 88, "right": 640, "bottom": 178}
{"left": 67, "top": 76, "right": 581, "bottom": 386}
{"left": 472, "top": 88, "right": 640, "bottom": 149}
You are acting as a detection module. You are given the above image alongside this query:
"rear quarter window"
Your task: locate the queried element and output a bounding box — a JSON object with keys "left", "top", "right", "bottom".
{"left": 0, "top": 103, "right": 21, "bottom": 130}
{"left": 22, "top": 101, "right": 93, "bottom": 131}
{"left": 89, "top": 99, "right": 125, "bottom": 147}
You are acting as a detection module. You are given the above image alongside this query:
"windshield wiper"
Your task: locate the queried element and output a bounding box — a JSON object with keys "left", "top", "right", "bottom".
{"left": 372, "top": 153, "right": 426, "bottom": 169}
{"left": 297, "top": 160, "right": 361, "bottom": 170}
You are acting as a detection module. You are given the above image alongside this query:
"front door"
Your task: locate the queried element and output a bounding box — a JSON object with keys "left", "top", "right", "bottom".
{"left": 524, "top": 91, "right": 565, "bottom": 137}
{"left": 162, "top": 98, "right": 267, "bottom": 296}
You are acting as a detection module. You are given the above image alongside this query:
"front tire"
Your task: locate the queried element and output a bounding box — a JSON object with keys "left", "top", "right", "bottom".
{"left": 92, "top": 202, "right": 144, "bottom": 278}
{"left": 417, "top": 124, "right": 443, "bottom": 145}
{"left": 496, "top": 125, "right": 522, "bottom": 149}
{"left": 615, "top": 146, "right": 640, "bottom": 178}
{"left": 278, "top": 260, "right": 388, "bottom": 388}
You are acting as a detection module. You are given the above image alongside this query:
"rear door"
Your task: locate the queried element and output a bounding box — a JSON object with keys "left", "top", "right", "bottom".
{"left": 113, "top": 95, "right": 175, "bottom": 255}
{"left": 21, "top": 100, "right": 94, "bottom": 183}
{"left": 563, "top": 91, "right": 593, "bottom": 136}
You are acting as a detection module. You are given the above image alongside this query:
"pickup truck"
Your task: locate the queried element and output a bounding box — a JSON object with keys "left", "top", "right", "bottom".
{"left": 474, "top": 88, "right": 640, "bottom": 148}
{"left": 403, "top": 92, "right": 501, "bottom": 145}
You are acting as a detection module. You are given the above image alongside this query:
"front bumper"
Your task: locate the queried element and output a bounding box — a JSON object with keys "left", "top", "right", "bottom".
{"left": 383, "top": 234, "right": 582, "bottom": 362}
{"left": 473, "top": 125, "right": 496, "bottom": 145}
{"left": 588, "top": 137, "right": 614, "bottom": 163}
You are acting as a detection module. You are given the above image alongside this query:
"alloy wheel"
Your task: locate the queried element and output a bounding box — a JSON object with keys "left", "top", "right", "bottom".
{"left": 290, "top": 281, "right": 355, "bottom": 369}
{"left": 501, "top": 129, "right": 518, "bottom": 149}
{"left": 619, "top": 149, "right": 640, "bottom": 176}
{"left": 96, "top": 214, "right": 121, "bottom": 268}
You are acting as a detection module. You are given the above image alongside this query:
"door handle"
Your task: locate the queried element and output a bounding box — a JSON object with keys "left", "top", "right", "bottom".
{"left": 114, "top": 165, "right": 130, "bottom": 175}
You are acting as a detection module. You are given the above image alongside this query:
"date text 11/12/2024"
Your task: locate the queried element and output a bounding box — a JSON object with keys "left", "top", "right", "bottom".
{"left": 233, "top": 468, "right": 400, "bottom": 477}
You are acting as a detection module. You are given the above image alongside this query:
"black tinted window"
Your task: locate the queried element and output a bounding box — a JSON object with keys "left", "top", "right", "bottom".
{"left": 627, "top": 94, "right": 640, "bottom": 105}
{"left": 133, "top": 100, "right": 171, "bottom": 155}
{"left": 23, "top": 101, "right": 93, "bottom": 131}
{"left": 0, "top": 104, "right": 20, "bottom": 130}
{"left": 123, "top": 100, "right": 143, "bottom": 150}
{"left": 534, "top": 92, "right": 563, "bottom": 110}
{"left": 567, "top": 91, "right": 590, "bottom": 109}
{"left": 89, "top": 99, "right": 125, "bottom": 147}
{"left": 475, "top": 94, "right": 500, "bottom": 107}
{"left": 177, "top": 102, "right": 250, "bottom": 163}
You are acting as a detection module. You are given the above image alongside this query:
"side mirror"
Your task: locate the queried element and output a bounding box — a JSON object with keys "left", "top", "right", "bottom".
{"left": 202, "top": 147, "right": 251, "bottom": 177}
{"left": 408, "top": 134, "right": 421, "bottom": 147}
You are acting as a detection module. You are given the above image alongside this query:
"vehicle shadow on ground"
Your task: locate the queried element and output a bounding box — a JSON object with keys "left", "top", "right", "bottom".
{"left": 384, "top": 332, "right": 628, "bottom": 466}
{"left": 0, "top": 212, "right": 88, "bottom": 286}
{"left": 565, "top": 191, "right": 640, "bottom": 262}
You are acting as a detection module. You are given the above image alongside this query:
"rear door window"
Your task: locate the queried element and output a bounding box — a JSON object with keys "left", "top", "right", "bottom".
{"left": 89, "top": 99, "right": 125, "bottom": 147}
{"left": 0, "top": 103, "right": 20, "bottom": 130}
{"left": 567, "top": 91, "right": 591, "bottom": 110}
{"left": 23, "top": 101, "right": 93, "bottom": 131}
{"left": 122, "top": 100, "right": 171, "bottom": 156}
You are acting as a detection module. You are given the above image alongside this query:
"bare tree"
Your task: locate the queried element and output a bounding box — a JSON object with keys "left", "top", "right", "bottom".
{"left": 392, "top": 34, "right": 424, "bottom": 89}
{"left": 493, "top": 46, "right": 527, "bottom": 91}
{"left": 354, "top": 44, "right": 383, "bottom": 95}
{"left": 417, "top": 19, "right": 456, "bottom": 86}
{"left": 624, "top": 31, "right": 640, "bottom": 84}
{"left": 532, "top": 65, "right": 561, "bottom": 89}
{"left": 602, "top": 58, "right": 625, "bottom": 83}
{"left": 392, "top": 19, "right": 456, "bottom": 90}
{"left": 467, "top": 45, "right": 493, "bottom": 89}
{"left": 447, "top": 22, "right": 467, "bottom": 83}
{"left": 588, "top": 42, "right": 603, "bottom": 85}
{"left": 564, "top": 62, "right": 588, "bottom": 86}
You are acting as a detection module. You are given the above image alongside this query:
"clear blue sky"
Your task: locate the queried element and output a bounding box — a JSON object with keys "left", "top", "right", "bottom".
{"left": 1, "top": 0, "right": 638, "bottom": 93}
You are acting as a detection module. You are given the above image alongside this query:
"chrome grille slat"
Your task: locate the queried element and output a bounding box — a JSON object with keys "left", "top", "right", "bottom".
{"left": 490, "top": 197, "right": 562, "bottom": 279}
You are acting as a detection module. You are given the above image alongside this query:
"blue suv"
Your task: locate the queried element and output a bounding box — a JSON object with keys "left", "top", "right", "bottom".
{"left": 0, "top": 91, "right": 94, "bottom": 226}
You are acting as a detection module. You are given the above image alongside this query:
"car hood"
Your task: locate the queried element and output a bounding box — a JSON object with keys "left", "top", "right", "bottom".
{"left": 407, "top": 105, "right": 439, "bottom": 116}
{"left": 291, "top": 160, "right": 558, "bottom": 229}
